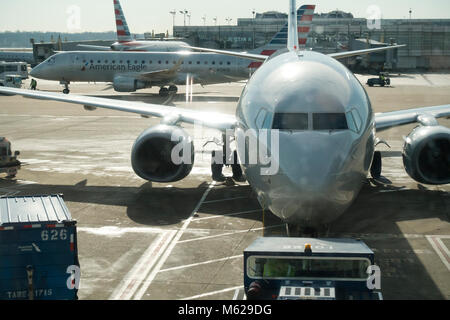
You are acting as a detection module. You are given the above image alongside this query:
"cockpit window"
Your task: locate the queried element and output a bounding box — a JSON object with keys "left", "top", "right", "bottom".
{"left": 272, "top": 113, "right": 308, "bottom": 131}
{"left": 313, "top": 113, "right": 348, "bottom": 131}
{"left": 47, "top": 57, "right": 56, "bottom": 64}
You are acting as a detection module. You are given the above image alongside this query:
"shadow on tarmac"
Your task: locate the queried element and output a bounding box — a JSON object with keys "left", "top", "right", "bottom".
{"left": 0, "top": 176, "right": 448, "bottom": 299}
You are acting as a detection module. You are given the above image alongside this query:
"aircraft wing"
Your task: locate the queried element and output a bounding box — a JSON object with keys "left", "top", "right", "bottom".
{"left": 328, "top": 44, "right": 406, "bottom": 60}
{"left": 0, "top": 87, "right": 236, "bottom": 131}
{"left": 136, "top": 59, "right": 183, "bottom": 81}
{"left": 375, "top": 104, "right": 450, "bottom": 132}
{"left": 182, "top": 46, "right": 268, "bottom": 62}
{"left": 185, "top": 44, "right": 406, "bottom": 63}
{"left": 77, "top": 44, "right": 112, "bottom": 51}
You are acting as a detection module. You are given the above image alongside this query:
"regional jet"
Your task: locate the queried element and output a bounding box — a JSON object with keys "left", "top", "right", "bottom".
{"left": 1, "top": 0, "right": 448, "bottom": 230}
{"left": 78, "top": 0, "right": 190, "bottom": 52}
{"left": 29, "top": 4, "right": 317, "bottom": 95}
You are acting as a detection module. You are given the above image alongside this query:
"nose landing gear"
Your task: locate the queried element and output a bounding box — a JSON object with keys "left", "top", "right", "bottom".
{"left": 61, "top": 81, "right": 70, "bottom": 94}
{"left": 208, "top": 133, "right": 245, "bottom": 183}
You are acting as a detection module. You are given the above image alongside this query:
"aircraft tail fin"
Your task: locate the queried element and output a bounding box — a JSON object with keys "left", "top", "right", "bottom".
{"left": 286, "top": 2, "right": 315, "bottom": 51}
{"left": 114, "top": 0, "right": 133, "bottom": 43}
{"left": 287, "top": 0, "right": 299, "bottom": 51}
{"left": 257, "top": 4, "right": 315, "bottom": 55}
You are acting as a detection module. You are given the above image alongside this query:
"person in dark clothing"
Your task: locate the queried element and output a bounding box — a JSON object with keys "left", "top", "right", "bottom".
{"left": 30, "top": 79, "right": 37, "bottom": 90}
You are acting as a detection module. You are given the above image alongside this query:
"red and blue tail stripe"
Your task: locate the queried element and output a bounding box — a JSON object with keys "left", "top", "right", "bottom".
{"left": 113, "top": 0, "right": 133, "bottom": 43}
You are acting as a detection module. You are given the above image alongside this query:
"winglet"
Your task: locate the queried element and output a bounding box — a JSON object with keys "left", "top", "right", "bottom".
{"left": 287, "top": 0, "right": 299, "bottom": 51}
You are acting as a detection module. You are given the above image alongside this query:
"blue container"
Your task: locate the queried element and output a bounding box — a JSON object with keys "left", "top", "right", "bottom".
{"left": 0, "top": 195, "right": 79, "bottom": 300}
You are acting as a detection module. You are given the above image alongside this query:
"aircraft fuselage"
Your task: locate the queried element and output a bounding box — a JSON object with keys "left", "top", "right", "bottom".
{"left": 235, "top": 50, "right": 375, "bottom": 226}
{"left": 30, "top": 51, "right": 250, "bottom": 87}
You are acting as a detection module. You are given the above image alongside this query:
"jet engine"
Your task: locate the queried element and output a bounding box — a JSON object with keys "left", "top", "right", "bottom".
{"left": 113, "top": 76, "right": 148, "bottom": 92}
{"left": 403, "top": 125, "right": 450, "bottom": 185}
{"left": 131, "top": 125, "right": 195, "bottom": 183}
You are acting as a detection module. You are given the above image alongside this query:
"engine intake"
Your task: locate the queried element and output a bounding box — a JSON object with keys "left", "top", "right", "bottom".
{"left": 403, "top": 125, "right": 450, "bottom": 185}
{"left": 113, "top": 75, "right": 148, "bottom": 92}
{"left": 131, "top": 125, "right": 195, "bottom": 183}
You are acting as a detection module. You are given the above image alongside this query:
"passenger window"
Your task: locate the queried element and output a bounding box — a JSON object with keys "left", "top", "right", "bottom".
{"left": 313, "top": 113, "right": 348, "bottom": 130}
{"left": 272, "top": 113, "right": 308, "bottom": 131}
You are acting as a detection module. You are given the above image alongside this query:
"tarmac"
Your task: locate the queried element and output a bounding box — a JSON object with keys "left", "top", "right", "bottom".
{"left": 0, "top": 73, "right": 449, "bottom": 300}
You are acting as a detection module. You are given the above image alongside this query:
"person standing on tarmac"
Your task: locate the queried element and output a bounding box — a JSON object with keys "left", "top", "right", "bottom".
{"left": 30, "top": 78, "right": 37, "bottom": 90}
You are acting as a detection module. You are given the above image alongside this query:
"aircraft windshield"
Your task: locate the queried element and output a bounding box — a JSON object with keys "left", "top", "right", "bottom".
{"left": 313, "top": 113, "right": 348, "bottom": 130}
{"left": 272, "top": 113, "right": 308, "bottom": 130}
{"left": 247, "top": 256, "right": 370, "bottom": 280}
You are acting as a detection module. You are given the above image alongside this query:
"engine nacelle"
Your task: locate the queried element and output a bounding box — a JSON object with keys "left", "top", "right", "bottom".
{"left": 403, "top": 125, "right": 450, "bottom": 185}
{"left": 113, "top": 76, "right": 148, "bottom": 92}
{"left": 131, "top": 125, "right": 195, "bottom": 183}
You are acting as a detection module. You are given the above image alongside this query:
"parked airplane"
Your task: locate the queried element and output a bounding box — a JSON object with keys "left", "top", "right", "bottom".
{"left": 0, "top": 51, "right": 35, "bottom": 65}
{"left": 78, "top": 0, "right": 190, "bottom": 52}
{"left": 2, "top": 0, "right": 447, "bottom": 230}
{"left": 29, "top": 4, "right": 317, "bottom": 95}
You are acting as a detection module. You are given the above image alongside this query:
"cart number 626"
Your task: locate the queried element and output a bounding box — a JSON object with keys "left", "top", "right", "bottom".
{"left": 41, "top": 229, "right": 68, "bottom": 241}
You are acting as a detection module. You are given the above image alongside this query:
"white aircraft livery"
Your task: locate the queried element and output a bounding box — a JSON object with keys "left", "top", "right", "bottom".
{"left": 29, "top": 4, "right": 318, "bottom": 95}
{"left": 1, "top": 0, "right": 448, "bottom": 230}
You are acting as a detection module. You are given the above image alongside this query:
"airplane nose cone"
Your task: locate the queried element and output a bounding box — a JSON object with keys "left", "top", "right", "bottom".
{"left": 261, "top": 131, "right": 362, "bottom": 226}
{"left": 30, "top": 65, "right": 42, "bottom": 78}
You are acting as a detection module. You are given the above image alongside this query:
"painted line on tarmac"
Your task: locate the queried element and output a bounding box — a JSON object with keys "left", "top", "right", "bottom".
{"left": 177, "top": 226, "right": 266, "bottom": 244}
{"left": 159, "top": 255, "right": 243, "bottom": 273}
{"left": 109, "top": 229, "right": 177, "bottom": 300}
{"left": 194, "top": 209, "right": 261, "bottom": 221}
{"left": 132, "top": 181, "right": 217, "bottom": 300}
{"left": 181, "top": 286, "right": 244, "bottom": 300}
{"left": 203, "top": 196, "right": 250, "bottom": 204}
{"left": 78, "top": 226, "right": 170, "bottom": 236}
{"left": 426, "top": 235, "right": 450, "bottom": 271}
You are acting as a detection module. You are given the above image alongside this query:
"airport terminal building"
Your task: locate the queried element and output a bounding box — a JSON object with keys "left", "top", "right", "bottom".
{"left": 173, "top": 10, "right": 450, "bottom": 70}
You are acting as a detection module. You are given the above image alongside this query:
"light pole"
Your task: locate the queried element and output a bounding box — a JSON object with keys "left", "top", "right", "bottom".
{"left": 179, "top": 9, "right": 188, "bottom": 27}
{"left": 202, "top": 15, "right": 206, "bottom": 26}
{"left": 252, "top": 9, "right": 256, "bottom": 49}
{"left": 213, "top": 17, "right": 217, "bottom": 26}
{"left": 225, "top": 17, "right": 232, "bottom": 25}
{"left": 169, "top": 10, "right": 176, "bottom": 36}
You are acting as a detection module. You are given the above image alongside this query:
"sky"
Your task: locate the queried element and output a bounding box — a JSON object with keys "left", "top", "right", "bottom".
{"left": 0, "top": 0, "right": 449, "bottom": 33}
